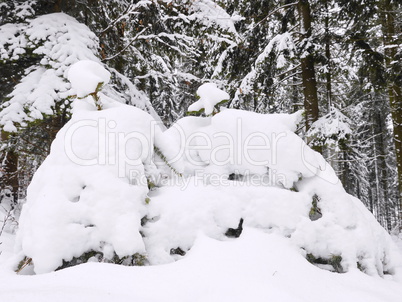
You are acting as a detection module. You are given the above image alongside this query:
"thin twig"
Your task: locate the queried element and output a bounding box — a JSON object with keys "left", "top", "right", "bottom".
{"left": 248, "top": 2, "right": 298, "bottom": 33}
{"left": 102, "top": 27, "right": 149, "bottom": 62}
{"left": 0, "top": 205, "right": 13, "bottom": 256}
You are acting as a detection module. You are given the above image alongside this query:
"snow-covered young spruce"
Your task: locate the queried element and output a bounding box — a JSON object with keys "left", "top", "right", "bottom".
{"left": 14, "top": 62, "right": 401, "bottom": 278}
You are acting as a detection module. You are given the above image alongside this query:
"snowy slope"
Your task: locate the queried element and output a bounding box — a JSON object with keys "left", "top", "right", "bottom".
{"left": 0, "top": 229, "right": 402, "bottom": 302}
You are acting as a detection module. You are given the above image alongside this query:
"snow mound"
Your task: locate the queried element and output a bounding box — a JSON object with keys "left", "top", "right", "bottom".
{"left": 188, "top": 83, "right": 229, "bottom": 115}
{"left": 15, "top": 104, "right": 160, "bottom": 274}
{"left": 144, "top": 176, "right": 401, "bottom": 276}
{"left": 164, "top": 108, "right": 315, "bottom": 185}
{"left": 12, "top": 84, "right": 402, "bottom": 279}
{"left": 146, "top": 106, "right": 402, "bottom": 276}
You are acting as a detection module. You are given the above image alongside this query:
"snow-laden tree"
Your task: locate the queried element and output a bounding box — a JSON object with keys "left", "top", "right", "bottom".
{"left": 333, "top": 0, "right": 402, "bottom": 229}
{"left": 306, "top": 106, "right": 351, "bottom": 170}
{"left": 219, "top": 0, "right": 293, "bottom": 112}
{"left": 0, "top": 13, "right": 99, "bottom": 132}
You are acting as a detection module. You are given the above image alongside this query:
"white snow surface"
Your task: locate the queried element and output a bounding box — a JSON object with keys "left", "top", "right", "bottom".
{"left": 68, "top": 60, "right": 111, "bottom": 98}
{"left": 165, "top": 108, "right": 317, "bottom": 183}
{"left": 1, "top": 229, "right": 402, "bottom": 302}
{"left": 143, "top": 175, "right": 401, "bottom": 276}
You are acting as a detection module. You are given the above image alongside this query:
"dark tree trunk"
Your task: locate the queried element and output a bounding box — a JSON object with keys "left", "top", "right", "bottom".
{"left": 381, "top": 0, "right": 402, "bottom": 219}
{"left": 298, "top": 0, "right": 319, "bottom": 132}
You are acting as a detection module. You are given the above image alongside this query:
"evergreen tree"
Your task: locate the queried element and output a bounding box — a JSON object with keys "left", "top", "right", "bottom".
{"left": 0, "top": 7, "right": 102, "bottom": 203}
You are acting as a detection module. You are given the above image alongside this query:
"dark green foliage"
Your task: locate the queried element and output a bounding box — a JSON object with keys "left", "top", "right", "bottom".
{"left": 154, "top": 145, "right": 182, "bottom": 177}
{"left": 57, "top": 251, "right": 147, "bottom": 271}
{"left": 77, "top": 81, "right": 105, "bottom": 110}
{"left": 357, "top": 261, "right": 365, "bottom": 273}
{"left": 147, "top": 179, "right": 156, "bottom": 190}
{"left": 309, "top": 194, "right": 322, "bottom": 221}
{"left": 0, "top": 49, "right": 41, "bottom": 103}
{"left": 289, "top": 186, "right": 298, "bottom": 192}
{"left": 145, "top": 196, "right": 151, "bottom": 204}
{"left": 186, "top": 108, "right": 205, "bottom": 117}
{"left": 306, "top": 253, "right": 344, "bottom": 273}
{"left": 186, "top": 99, "right": 229, "bottom": 117}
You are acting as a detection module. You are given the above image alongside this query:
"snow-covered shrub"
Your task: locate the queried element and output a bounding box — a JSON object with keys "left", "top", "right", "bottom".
{"left": 143, "top": 98, "right": 401, "bottom": 276}
{"left": 15, "top": 61, "right": 162, "bottom": 274}
{"left": 67, "top": 60, "right": 111, "bottom": 111}
{"left": 14, "top": 79, "right": 402, "bottom": 278}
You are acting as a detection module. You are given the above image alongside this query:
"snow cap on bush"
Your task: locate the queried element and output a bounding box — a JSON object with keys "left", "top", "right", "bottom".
{"left": 67, "top": 60, "right": 111, "bottom": 98}
{"left": 188, "top": 83, "right": 229, "bottom": 115}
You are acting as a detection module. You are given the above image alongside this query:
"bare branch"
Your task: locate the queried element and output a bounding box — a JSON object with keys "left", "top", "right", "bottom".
{"left": 249, "top": 2, "right": 298, "bottom": 32}
{"left": 102, "top": 27, "right": 149, "bottom": 62}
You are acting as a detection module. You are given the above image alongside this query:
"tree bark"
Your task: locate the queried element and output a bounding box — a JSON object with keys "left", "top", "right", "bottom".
{"left": 381, "top": 0, "right": 402, "bottom": 216}
{"left": 298, "top": 0, "right": 319, "bottom": 132}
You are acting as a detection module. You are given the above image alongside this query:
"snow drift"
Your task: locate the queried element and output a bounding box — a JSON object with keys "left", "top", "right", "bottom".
{"left": 2, "top": 229, "right": 402, "bottom": 302}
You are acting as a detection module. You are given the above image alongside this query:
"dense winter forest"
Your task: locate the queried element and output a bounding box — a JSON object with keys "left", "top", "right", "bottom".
{"left": 1, "top": 0, "right": 400, "bottom": 231}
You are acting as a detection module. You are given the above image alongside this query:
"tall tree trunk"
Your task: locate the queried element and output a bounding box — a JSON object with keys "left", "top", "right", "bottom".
{"left": 376, "top": 111, "right": 392, "bottom": 231}
{"left": 381, "top": 0, "right": 402, "bottom": 219}
{"left": 324, "top": 1, "right": 332, "bottom": 111}
{"left": 324, "top": 0, "right": 337, "bottom": 169}
{"left": 52, "top": 0, "right": 77, "bottom": 13}
{"left": 298, "top": 0, "right": 319, "bottom": 135}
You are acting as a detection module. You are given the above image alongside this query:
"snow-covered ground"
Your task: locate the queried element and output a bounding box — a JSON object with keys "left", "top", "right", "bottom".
{"left": 0, "top": 228, "right": 402, "bottom": 302}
